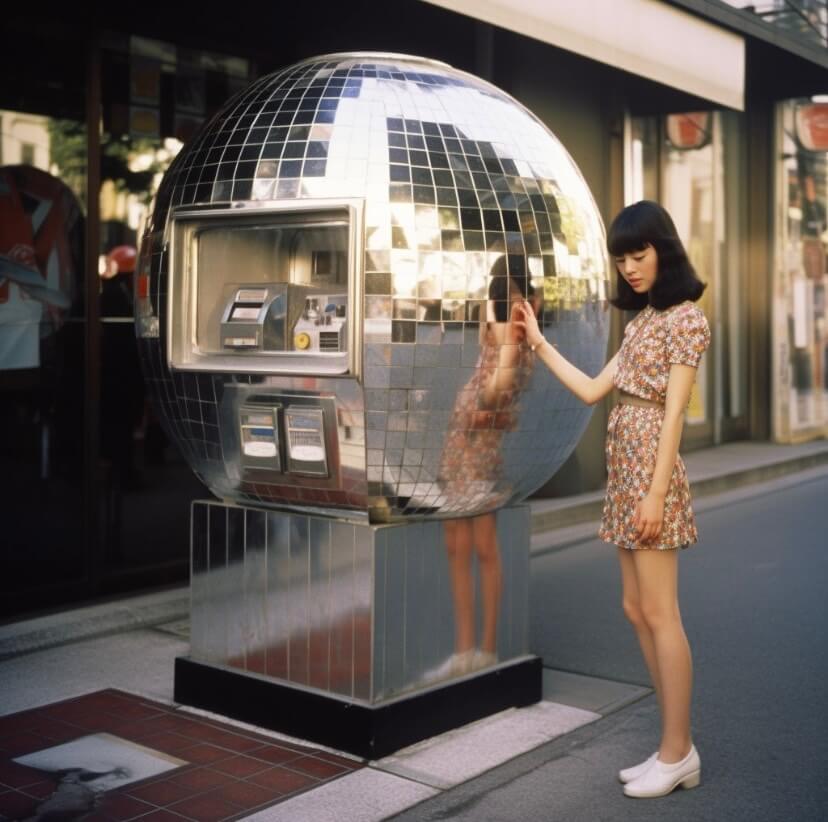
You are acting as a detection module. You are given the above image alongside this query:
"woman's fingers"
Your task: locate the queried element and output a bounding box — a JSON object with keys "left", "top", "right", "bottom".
{"left": 635, "top": 512, "right": 662, "bottom": 541}
{"left": 640, "top": 520, "right": 662, "bottom": 542}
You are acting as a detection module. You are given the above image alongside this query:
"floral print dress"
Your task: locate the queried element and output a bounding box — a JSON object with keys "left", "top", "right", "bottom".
{"left": 438, "top": 327, "right": 532, "bottom": 511}
{"left": 598, "top": 301, "right": 711, "bottom": 551}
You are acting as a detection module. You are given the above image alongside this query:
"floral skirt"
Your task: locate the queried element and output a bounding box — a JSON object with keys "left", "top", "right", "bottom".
{"left": 598, "top": 404, "right": 698, "bottom": 551}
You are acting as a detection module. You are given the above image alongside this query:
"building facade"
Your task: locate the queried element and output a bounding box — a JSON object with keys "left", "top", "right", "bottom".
{"left": 2, "top": 0, "right": 826, "bottom": 616}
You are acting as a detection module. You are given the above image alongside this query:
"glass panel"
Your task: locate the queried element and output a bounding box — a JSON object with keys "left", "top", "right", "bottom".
{"left": 629, "top": 117, "right": 659, "bottom": 202}
{"left": 630, "top": 111, "right": 746, "bottom": 439}
{"left": 720, "top": 110, "right": 748, "bottom": 421}
{"left": 662, "top": 113, "right": 715, "bottom": 427}
{"left": 96, "top": 33, "right": 252, "bottom": 575}
{"left": 773, "top": 98, "right": 828, "bottom": 438}
{"left": 0, "top": 111, "right": 88, "bottom": 604}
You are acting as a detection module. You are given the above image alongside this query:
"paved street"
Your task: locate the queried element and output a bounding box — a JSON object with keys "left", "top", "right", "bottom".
{"left": 392, "top": 471, "right": 828, "bottom": 821}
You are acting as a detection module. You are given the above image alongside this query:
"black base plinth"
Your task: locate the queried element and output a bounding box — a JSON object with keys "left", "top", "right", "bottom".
{"left": 174, "top": 655, "right": 543, "bottom": 759}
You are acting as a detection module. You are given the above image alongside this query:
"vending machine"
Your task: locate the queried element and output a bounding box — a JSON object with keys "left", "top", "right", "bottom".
{"left": 138, "top": 52, "right": 609, "bottom": 757}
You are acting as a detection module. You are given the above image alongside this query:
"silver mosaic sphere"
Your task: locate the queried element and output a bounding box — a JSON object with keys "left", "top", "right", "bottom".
{"left": 136, "top": 52, "right": 610, "bottom": 522}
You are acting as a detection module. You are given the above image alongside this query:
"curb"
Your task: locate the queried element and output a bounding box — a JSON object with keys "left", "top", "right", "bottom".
{"left": 0, "top": 588, "right": 189, "bottom": 662}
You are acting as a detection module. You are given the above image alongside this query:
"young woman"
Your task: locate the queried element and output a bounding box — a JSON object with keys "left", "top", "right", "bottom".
{"left": 514, "top": 200, "right": 711, "bottom": 799}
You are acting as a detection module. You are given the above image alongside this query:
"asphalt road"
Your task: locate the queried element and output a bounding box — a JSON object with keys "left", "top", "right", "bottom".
{"left": 393, "top": 471, "right": 828, "bottom": 821}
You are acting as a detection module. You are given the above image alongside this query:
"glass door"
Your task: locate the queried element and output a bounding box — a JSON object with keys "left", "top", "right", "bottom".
{"left": 627, "top": 111, "right": 749, "bottom": 449}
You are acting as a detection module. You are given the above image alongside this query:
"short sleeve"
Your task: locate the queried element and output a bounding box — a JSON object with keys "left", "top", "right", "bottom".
{"left": 666, "top": 306, "right": 711, "bottom": 368}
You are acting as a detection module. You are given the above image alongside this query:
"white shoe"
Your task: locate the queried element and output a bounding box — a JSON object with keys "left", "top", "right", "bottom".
{"left": 449, "top": 649, "right": 476, "bottom": 676}
{"left": 421, "top": 650, "right": 475, "bottom": 683}
{"left": 618, "top": 752, "right": 658, "bottom": 783}
{"left": 471, "top": 650, "right": 498, "bottom": 671}
{"left": 623, "top": 744, "right": 701, "bottom": 798}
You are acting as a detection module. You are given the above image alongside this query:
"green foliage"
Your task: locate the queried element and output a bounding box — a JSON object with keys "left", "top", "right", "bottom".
{"left": 47, "top": 119, "right": 164, "bottom": 209}
{"left": 47, "top": 119, "right": 87, "bottom": 209}
{"left": 101, "top": 134, "right": 163, "bottom": 204}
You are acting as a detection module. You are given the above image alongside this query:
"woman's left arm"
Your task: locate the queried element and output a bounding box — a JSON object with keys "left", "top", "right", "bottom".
{"left": 634, "top": 364, "right": 698, "bottom": 542}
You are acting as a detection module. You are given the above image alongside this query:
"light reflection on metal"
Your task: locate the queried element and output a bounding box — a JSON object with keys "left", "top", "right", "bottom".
{"left": 137, "top": 52, "right": 610, "bottom": 523}
{"left": 190, "top": 500, "right": 530, "bottom": 702}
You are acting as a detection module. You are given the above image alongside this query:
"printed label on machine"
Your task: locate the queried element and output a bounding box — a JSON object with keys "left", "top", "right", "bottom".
{"left": 239, "top": 407, "right": 281, "bottom": 470}
{"left": 285, "top": 407, "right": 328, "bottom": 474}
{"left": 243, "top": 440, "right": 278, "bottom": 458}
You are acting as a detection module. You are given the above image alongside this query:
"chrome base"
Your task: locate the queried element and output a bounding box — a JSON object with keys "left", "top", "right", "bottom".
{"left": 185, "top": 500, "right": 537, "bottom": 738}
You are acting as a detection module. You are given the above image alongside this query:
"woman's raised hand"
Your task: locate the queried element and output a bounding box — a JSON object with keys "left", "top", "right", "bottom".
{"left": 513, "top": 300, "right": 544, "bottom": 349}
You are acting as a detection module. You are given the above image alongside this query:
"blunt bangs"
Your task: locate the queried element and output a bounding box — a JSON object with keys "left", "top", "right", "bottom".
{"left": 607, "top": 209, "right": 656, "bottom": 258}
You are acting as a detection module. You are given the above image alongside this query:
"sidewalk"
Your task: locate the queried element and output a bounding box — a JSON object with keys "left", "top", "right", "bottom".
{"left": 1, "top": 439, "right": 827, "bottom": 821}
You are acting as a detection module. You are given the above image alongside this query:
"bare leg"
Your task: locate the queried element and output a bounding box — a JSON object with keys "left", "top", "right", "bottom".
{"left": 632, "top": 548, "right": 694, "bottom": 763}
{"left": 471, "top": 512, "right": 502, "bottom": 654}
{"left": 444, "top": 518, "right": 475, "bottom": 653}
{"left": 617, "top": 547, "right": 664, "bottom": 723}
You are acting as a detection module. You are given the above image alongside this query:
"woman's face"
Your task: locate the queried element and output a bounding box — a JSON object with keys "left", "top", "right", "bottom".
{"left": 614, "top": 244, "right": 658, "bottom": 294}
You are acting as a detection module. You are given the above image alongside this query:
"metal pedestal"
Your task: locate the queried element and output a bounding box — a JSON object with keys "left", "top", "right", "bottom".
{"left": 174, "top": 500, "right": 542, "bottom": 758}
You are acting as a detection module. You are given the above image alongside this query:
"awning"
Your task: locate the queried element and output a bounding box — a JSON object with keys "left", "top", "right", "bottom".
{"left": 422, "top": 0, "right": 745, "bottom": 111}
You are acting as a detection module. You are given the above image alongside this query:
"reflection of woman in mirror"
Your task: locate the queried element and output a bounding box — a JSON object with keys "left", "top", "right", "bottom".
{"left": 433, "top": 255, "right": 538, "bottom": 678}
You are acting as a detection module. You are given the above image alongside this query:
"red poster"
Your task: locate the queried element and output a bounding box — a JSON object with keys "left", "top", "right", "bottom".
{"left": 0, "top": 166, "right": 81, "bottom": 369}
{"left": 795, "top": 103, "right": 828, "bottom": 152}
{"left": 665, "top": 112, "right": 711, "bottom": 150}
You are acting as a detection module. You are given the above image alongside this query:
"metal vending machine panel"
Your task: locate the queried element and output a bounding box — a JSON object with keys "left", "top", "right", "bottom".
{"left": 166, "top": 200, "right": 362, "bottom": 377}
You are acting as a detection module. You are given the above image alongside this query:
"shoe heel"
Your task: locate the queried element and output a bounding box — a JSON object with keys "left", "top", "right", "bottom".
{"left": 681, "top": 770, "right": 701, "bottom": 789}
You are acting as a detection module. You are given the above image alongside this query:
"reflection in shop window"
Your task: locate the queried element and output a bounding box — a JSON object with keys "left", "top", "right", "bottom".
{"left": 0, "top": 111, "right": 86, "bottom": 372}
{"left": 774, "top": 98, "right": 828, "bottom": 438}
{"left": 629, "top": 110, "right": 749, "bottom": 435}
{"left": 98, "top": 33, "right": 253, "bottom": 301}
{"left": 662, "top": 114, "right": 715, "bottom": 426}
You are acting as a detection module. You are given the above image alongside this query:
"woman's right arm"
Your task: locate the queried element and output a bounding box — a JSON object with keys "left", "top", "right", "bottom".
{"left": 514, "top": 300, "right": 618, "bottom": 406}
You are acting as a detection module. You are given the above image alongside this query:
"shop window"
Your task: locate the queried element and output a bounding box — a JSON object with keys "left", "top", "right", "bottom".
{"left": 629, "top": 110, "right": 749, "bottom": 441}
{"left": 0, "top": 112, "right": 87, "bottom": 595}
{"left": 94, "top": 34, "right": 257, "bottom": 572}
{"left": 773, "top": 97, "right": 828, "bottom": 439}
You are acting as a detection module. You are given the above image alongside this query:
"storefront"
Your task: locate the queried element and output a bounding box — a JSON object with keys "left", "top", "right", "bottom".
{"left": 772, "top": 98, "right": 828, "bottom": 441}
{"left": 1, "top": 1, "right": 826, "bottom": 616}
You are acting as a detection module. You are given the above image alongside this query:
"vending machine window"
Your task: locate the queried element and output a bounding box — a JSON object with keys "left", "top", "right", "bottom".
{"left": 167, "top": 200, "right": 363, "bottom": 376}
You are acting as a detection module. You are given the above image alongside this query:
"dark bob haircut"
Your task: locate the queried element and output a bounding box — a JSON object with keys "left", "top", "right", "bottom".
{"left": 607, "top": 200, "right": 706, "bottom": 311}
{"left": 488, "top": 254, "right": 532, "bottom": 321}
